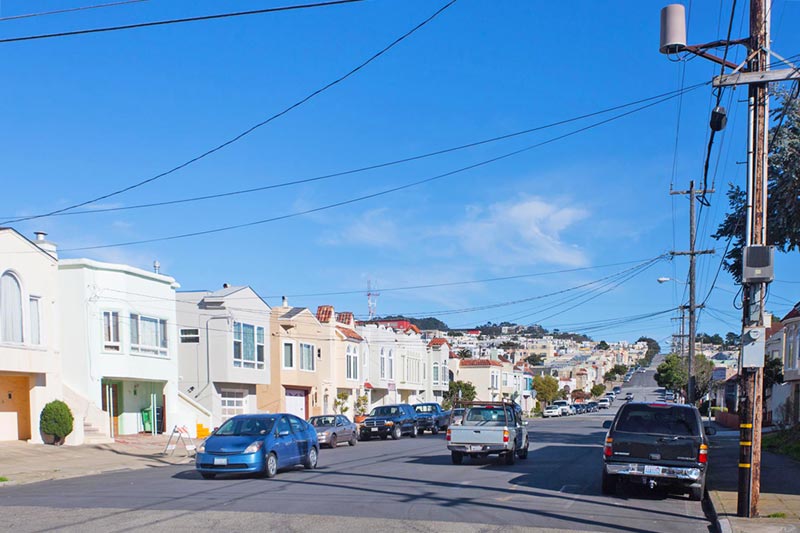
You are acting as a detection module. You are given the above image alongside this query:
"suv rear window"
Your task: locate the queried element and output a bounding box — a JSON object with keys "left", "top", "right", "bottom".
{"left": 615, "top": 404, "right": 699, "bottom": 436}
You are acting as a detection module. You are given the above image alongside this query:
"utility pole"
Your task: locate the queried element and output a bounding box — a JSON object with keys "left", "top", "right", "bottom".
{"left": 671, "top": 181, "right": 714, "bottom": 404}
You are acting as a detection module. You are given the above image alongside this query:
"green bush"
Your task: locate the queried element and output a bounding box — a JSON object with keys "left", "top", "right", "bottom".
{"left": 40, "top": 400, "right": 74, "bottom": 444}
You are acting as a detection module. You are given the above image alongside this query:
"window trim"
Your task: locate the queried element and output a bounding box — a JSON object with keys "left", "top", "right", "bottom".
{"left": 232, "top": 321, "right": 265, "bottom": 370}
{"left": 346, "top": 344, "right": 359, "bottom": 381}
{"left": 130, "top": 313, "right": 168, "bottom": 357}
{"left": 102, "top": 310, "right": 121, "bottom": 352}
{"left": 179, "top": 328, "right": 200, "bottom": 343}
{"left": 29, "top": 296, "right": 41, "bottom": 346}
{"left": 300, "top": 342, "right": 315, "bottom": 372}
{"left": 0, "top": 271, "right": 24, "bottom": 344}
{"left": 282, "top": 341, "right": 296, "bottom": 370}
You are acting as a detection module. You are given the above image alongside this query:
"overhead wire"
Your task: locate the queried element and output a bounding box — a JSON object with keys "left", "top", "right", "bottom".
{"left": 0, "top": 0, "right": 458, "bottom": 225}
{"left": 0, "top": 0, "right": 147, "bottom": 22}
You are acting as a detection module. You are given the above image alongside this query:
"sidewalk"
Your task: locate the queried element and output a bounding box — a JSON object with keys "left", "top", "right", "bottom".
{"left": 707, "top": 423, "right": 800, "bottom": 533}
{"left": 0, "top": 433, "right": 195, "bottom": 486}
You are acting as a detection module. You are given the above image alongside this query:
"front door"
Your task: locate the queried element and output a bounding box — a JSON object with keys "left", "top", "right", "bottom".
{"left": 101, "top": 383, "right": 120, "bottom": 437}
{"left": 284, "top": 389, "right": 306, "bottom": 419}
{"left": 274, "top": 416, "right": 299, "bottom": 467}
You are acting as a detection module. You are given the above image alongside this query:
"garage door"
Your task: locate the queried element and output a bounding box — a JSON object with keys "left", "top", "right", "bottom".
{"left": 285, "top": 389, "right": 306, "bottom": 419}
{"left": 0, "top": 375, "right": 31, "bottom": 441}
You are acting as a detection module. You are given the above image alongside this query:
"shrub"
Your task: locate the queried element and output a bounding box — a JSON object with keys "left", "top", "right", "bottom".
{"left": 40, "top": 400, "right": 74, "bottom": 444}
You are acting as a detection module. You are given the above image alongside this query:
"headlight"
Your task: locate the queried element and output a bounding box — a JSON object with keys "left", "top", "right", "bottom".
{"left": 385, "top": 421, "right": 394, "bottom": 426}
{"left": 244, "top": 441, "right": 264, "bottom": 454}
{"left": 197, "top": 443, "right": 205, "bottom": 453}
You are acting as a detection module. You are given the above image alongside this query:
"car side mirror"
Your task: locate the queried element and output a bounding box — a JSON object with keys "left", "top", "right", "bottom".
{"left": 705, "top": 426, "right": 716, "bottom": 436}
{"left": 602, "top": 420, "right": 613, "bottom": 429}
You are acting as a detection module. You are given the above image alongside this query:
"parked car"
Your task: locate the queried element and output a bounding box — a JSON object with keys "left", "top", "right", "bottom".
{"left": 413, "top": 402, "right": 450, "bottom": 434}
{"left": 604, "top": 392, "right": 616, "bottom": 403}
{"left": 598, "top": 398, "right": 611, "bottom": 409}
{"left": 574, "top": 404, "right": 586, "bottom": 415}
{"left": 449, "top": 408, "right": 466, "bottom": 425}
{"left": 552, "top": 400, "right": 572, "bottom": 416}
{"left": 625, "top": 392, "right": 634, "bottom": 402}
{"left": 601, "top": 402, "right": 716, "bottom": 500}
{"left": 196, "top": 414, "right": 318, "bottom": 479}
{"left": 308, "top": 414, "right": 358, "bottom": 448}
{"left": 665, "top": 391, "right": 676, "bottom": 402}
{"left": 359, "top": 404, "right": 418, "bottom": 440}
{"left": 543, "top": 405, "right": 561, "bottom": 418}
{"left": 586, "top": 401, "right": 599, "bottom": 413}
{"left": 447, "top": 400, "right": 529, "bottom": 465}
{"left": 612, "top": 386, "right": 622, "bottom": 395}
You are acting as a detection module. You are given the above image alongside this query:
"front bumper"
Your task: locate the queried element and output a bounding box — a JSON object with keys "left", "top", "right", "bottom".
{"left": 196, "top": 451, "right": 263, "bottom": 474}
{"left": 360, "top": 426, "right": 391, "bottom": 436}
{"left": 416, "top": 418, "right": 435, "bottom": 428}
{"left": 604, "top": 461, "right": 703, "bottom": 482}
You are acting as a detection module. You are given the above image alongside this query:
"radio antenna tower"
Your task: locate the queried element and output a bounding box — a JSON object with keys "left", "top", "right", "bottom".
{"left": 367, "top": 279, "right": 380, "bottom": 320}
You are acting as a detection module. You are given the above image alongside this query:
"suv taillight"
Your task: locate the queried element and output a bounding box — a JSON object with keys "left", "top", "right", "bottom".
{"left": 446, "top": 429, "right": 451, "bottom": 441}
{"left": 503, "top": 430, "right": 509, "bottom": 443}
{"left": 603, "top": 437, "right": 613, "bottom": 457}
{"left": 698, "top": 443, "right": 708, "bottom": 464}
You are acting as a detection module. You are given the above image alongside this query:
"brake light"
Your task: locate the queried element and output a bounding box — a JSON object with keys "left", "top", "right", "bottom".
{"left": 604, "top": 437, "right": 613, "bottom": 457}
{"left": 503, "top": 430, "right": 509, "bottom": 443}
{"left": 698, "top": 443, "right": 708, "bottom": 464}
{"left": 446, "top": 429, "right": 451, "bottom": 441}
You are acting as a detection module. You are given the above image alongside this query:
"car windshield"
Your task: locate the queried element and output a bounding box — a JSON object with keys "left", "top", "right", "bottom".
{"left": 464, "top": 406, "right": 510, "bottom": 426}
{"left": 615, "top": 405, "right": 699, "bottom": 436}
{"left": 414, "top": 405, "right": 435, "bottom": 413}
{"left": 370, "top": 406, "right": 400, "bottom": 416}
{"left": 309, "top": 416, "right": 335, "bottom": 427}
{"left": 215, "top": 417, "right": 274, "bottom": 437}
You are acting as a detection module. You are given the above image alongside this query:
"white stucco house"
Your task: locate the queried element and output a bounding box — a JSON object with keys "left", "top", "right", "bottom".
{"left": 0, "top": 229, "right": 63, "bottom": 443}
{"left": 177, "top": 285, "right": 270, "bottom": 430}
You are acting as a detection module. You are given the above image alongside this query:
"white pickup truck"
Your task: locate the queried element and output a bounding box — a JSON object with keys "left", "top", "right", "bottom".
{"left": 446, "top": 401, "right": 529, "bottom": 465}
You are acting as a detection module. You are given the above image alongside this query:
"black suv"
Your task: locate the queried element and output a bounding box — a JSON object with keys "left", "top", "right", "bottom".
{"left": 360, "top": 404, "right": 418, "bottom": 440}
{"left": 601, "top": 402, "right": 715, "bottom": 500}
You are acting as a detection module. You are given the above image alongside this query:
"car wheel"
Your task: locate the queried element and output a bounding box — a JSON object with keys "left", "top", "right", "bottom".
{"left": 391, "top": 425, "right": 402, "bottom": 440}
{"left": 451, "top": 451, "right": 463, "bottom": 465}
{"left": 410, "top": 424, "right": 418, "bottom": 438}
{"left": 504, "top": 448, "right": 516, "bottom": 465}
{"left": 689, "top": 475, "right": 706, "bottom": 501}
{"left": 329, "top": 434, "right": 337, "bottom": 449}
{"left": 200, "top": 472, "right": 216, "bottom": 480}
{"left": 601, "top": 470, "right": 616, "bottom": 494}
{"left": 518, "top": 441, "right": 529, "bottom": 460}
{"left": 303, "top": 446, "right": 318, "bottom": 470}
{"left": 431, "top": 425, "right": 440, "bottom": 435}
{"left": 265, "top": 452, "right": 278, "bottom": 478}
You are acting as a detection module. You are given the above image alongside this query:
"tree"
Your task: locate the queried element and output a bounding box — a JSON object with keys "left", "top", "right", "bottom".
{"left": 595, "top": 340, "right": 610, "bottom": 351}
{"left": 499, "top": 341, "right": 519, "bottom": 351}
{"left": 524, "top": 353, "right": 545, "bottom": 366}
{"left": 637, "top": 336, "right": 661, "bottom": 366}
{"left": 532, "top": 375, "right": 559, "bottom": 405}
{"left": 40, "top": 400, "right": 74, "bottom": 445}
{"left": 456, "top": 348, "right": 472, "bottom": 359}
{"left": 725, "top": 331, "right": 740, "bottom": 348}
{"left": 604, "top": 371, "right": 618, "bottom": 382}
{"left": 443, "top": 380, "right": 477, "bottom": 409}
{"left": 764, "top": 354, "right": 784, "bottom": 399}
{"left": 654, "top": 353, "right": 715, "bottom": 402}
{"left": 571, "top": 390, "right": 589, "bottom": 402}
{"left": 714, "top": 91, "right": 800, "bottom": 281}
{"left": 590, "top": 384, "right": 606, "bottom": 398}
{"left": 333, "top": 391, "right": 349, "bottom": 414}
{"left": 612, "top": 364, "right": 628, "bottom": 376}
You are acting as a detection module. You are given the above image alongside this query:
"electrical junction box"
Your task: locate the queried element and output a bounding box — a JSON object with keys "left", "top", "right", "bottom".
{"left": 741, "top": 327, "right": 766, "bottom": 368}
{"left": 742, "top": 246, "right": 774, "bottom": 283}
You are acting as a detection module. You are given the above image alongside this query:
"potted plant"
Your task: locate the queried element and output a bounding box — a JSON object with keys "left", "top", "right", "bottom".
{"left": 354, "top": 394, "right": 369, "bottom": 423}
{"left": 40, "top": 400, "right": 74, "bottom": 446}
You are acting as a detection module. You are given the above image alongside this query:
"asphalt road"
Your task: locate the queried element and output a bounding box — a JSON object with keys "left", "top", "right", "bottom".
{"left": 0, "top": 369, "right": 713, "bottom": 533}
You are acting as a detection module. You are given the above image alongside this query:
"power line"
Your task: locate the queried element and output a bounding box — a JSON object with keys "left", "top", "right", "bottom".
{"left": 49, "top": 86, "right": 704, "bottom": 252}
{"left": 0, "top": 0, "right": 457, "bottom": 225}
{"left": 0, "top": 0, "right": 147, "bottom": 22}
{"left": 0, "top": 81, "right": 709, "bottom": 222}
{"left": 0, "top": 0, "right": 369, "bottom": 43}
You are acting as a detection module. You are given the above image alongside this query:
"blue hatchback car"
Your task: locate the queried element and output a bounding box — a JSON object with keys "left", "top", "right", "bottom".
{"left": 195, "top": 413, "right": 319, "bottom": 479}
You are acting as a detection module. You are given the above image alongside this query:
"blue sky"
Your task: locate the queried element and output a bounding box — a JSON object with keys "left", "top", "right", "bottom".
{"left": 2, "top": 0, "right": 799, "bottom": 346}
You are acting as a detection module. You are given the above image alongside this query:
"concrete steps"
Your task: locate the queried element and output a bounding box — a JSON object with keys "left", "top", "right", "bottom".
{"left": 83, "top": 421, "right": 113, "bottom": 445}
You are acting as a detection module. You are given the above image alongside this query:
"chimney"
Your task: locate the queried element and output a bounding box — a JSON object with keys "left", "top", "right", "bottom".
{"left": 223, "top": 283, "right": 230, "bottom": 289}
{"left": 153, "top": 260, "right": 161, "bottom": 274}
{"left": 282, "top": 296, "right": 288, "bottom": 307}
{"left": 33, "top": 231, "right": 58, "bottom": 258}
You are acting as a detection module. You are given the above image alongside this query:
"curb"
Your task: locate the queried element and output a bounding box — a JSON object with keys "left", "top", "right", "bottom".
{"left": 706, "top": 489, "right": 733, "bottom": 533}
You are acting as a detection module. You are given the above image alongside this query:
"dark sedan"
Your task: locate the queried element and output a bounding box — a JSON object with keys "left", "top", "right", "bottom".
{"left": 196, "top": 414, "right": 319, "bottom": 479}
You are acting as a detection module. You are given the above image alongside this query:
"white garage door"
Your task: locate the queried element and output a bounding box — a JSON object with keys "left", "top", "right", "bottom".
{"left": 285, "top": 389, "right": 306, "bottom": 419}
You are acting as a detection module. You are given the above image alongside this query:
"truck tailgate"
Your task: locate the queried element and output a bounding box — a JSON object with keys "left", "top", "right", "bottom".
{"left": 449, "top": 426, "right": 507, "bottom": 446}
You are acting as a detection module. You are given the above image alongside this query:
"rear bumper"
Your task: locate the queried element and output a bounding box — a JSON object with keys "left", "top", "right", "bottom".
{"left": 604, "top": 461, "right": 704, "bottom": 482}
{"left": 449, "top": 443, "right": 511, "bottom": 455}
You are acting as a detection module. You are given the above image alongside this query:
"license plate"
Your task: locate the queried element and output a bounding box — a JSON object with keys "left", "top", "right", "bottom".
{"left": 213, "top": 457, "right": 227, "bottom": 466}
{"left": 644, "top": 465, "right": 662, "bottom": 475}
{"left": 371, "top": 427, "right": 378, "bottom": 432}
{"left": 469, "top": 445, "right": 483, "bottom": 452}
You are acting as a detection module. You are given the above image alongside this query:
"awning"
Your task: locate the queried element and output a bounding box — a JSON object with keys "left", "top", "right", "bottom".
{"left": 363, "top": 382, "right": 374, "bottom": 390}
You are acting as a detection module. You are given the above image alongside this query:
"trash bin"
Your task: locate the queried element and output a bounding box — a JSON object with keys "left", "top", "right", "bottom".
{"left": 141, "top": 408, "right": 152, "bottom": 433}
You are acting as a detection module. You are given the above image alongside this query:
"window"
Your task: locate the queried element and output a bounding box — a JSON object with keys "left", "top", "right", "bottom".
{"left": 346, "top": 345, "right": 358, "bottom": 380}
{"left": 380, "top": 348, "right": 386, "bottom": 379}
{"left": 490, "top": 371, "right": 499, "bottom": 390}
{"left": 0, "top": 272, "right": 23, "bottom": 343}
{"left": 288, "top": 416, "right": 304, "bottom": 434}
{"left": 283, "top": 342, "right": 295, "bottom": 368}
{"left": 503, "top": 372, "right": 510, "bottom": 387}
{"left": 221, "top": 390, "right": 245, "bottom": 418}
{"left": 388, "top": 349, "right": 394, "bottom": 380}
{"left": 29, "top": 297, "right": 41, "bottom": 345}
{"left": 433, "top": 362, "right": 440, "bottom": 384}
{"left": 180, "top": 328, "right": 199, "bottom": 343}
{"left": 233, "top": 322, "right": 265, "bottom": 370}
{"left": 300, "top": 343, "right": 315, "bottom": 371}
{"left": 103, "top": 311, "right": 120, "bottom": 351}
{"left": 130, "top": 314, "right": 167, "bottom": 356}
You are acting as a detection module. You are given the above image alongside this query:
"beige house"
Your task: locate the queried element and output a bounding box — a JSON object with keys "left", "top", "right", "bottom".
{"left": 315, "top": 306, "right": 364, "bottom": 417}
{"left": 448, "top": 358, "right": 504, "bottom": 401}
{"left": 426, "top": 338, "right": 451, "bottom": 402}
{"left": 257, "top": 302, "right": 332, "bottom": 419}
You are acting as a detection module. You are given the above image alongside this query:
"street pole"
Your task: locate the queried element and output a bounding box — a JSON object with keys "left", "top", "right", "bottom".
{"left": 671, "top": 181, "right": 714, "bottom": 404}
{"left": 738, "top": 0, "right": 769, "bottom": 518}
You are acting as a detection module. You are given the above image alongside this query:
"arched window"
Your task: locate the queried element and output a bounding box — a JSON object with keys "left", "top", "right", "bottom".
{"left": 1, "top": 272, "right": 23, "bottom": 343}
{"left": 380, "top": 348, "right": 386, "bottom": 379}
{"left": 433, "top": 362, "right": 440, "bottom": 384}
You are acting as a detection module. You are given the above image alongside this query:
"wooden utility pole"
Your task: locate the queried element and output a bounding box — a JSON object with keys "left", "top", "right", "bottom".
{"left": 671, "top": 181, "right": 714, "bottom": 404}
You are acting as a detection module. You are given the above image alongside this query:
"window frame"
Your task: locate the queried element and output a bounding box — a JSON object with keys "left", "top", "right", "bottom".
{"left": 282, "top": 341, "right": 296, "bottom": 369}
{"left": 220, "top": 389, "right": 246, "bottom": 419}
{"left": 179, "top": 328, "right": 200, "bottom": 343}
{"left": 346, "top": 344, "right": 359, "bottom": 381}
{"left": 102, "top": 310, "right": 121, "bottom": 352}
{"left": 130, "top": 313, "right": 168, "bottom": 356}
{"left": 232, "top": 321, "right": 265, "bottom": 370}
{"left": 300, "top": 342, "right": 315, "bottom": 372}
{"left": 0, "top": 271, "right": 24, "bottom": 344}
{"left": 29, "top": 296, "right": 41, "bottom": 345}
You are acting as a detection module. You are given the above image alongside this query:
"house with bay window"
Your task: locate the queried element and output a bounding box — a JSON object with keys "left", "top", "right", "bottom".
{"left": 177, "top": 285, "right": 271, "bottom": 429}
{"left": 426, "top": 338, "right": 451, "bottom": 402}
{"left": 313, "top": 306, "right": 365, "bottom": 415}
{"left": 59, "top": 257, "right": 201, "bottom": 439}
{"left": 0, "top": 229, "right": 62, "bottom": 443}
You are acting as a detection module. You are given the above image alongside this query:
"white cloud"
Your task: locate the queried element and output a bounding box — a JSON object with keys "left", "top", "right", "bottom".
{"left": 449, "top": 196, "right": 589, "bottom": 268}
{"left": 321, "top": 208, "right": 400, "bottom": 248}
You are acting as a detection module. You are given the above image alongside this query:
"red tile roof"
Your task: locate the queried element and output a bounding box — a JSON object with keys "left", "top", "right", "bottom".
{"left": 428, "top": 337, "right": 449, "bottom": 348}
{"left": 405, "top": 324, "right": 421, "bottom": 334}
{"left": 498, "top": 355, "right": 511, "bottom": 363}
{"left": 316, "top": 305, "right": 333, "bottom": 323}
{"left": 460, "top": 359, "right": 503, "bottom": 367}
{"left": 336, "top": 326, "right": 363, "bottom": 342}
{"left": 336, "top": 311, "right": 354, "bottom": 325}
